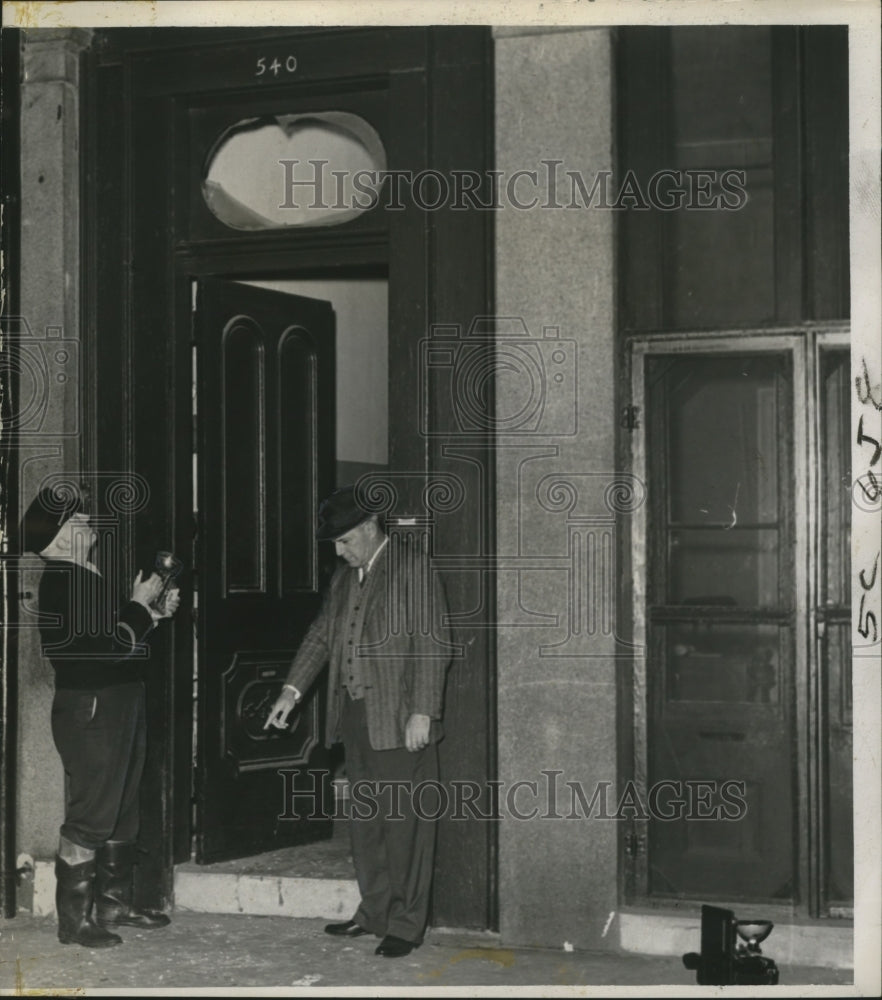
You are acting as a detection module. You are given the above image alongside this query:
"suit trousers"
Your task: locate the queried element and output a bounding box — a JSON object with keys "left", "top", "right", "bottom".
{"left": 342, "top": 692, "right": 438, "bottom": 943}
{"left": 51, "top": 681, "right": 146, "bottom": 850}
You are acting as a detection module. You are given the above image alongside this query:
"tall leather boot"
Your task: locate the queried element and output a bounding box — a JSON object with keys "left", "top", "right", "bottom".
{"left": 55, "top": 856, "right": 123, "bottom": 948}
{"left": 94, "top": 841, "right": 170, "bottom": 929}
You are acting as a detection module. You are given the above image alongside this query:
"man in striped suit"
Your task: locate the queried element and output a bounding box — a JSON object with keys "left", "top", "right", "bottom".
{"left": 265, "top": 485, "right": 452, "bottom": 958}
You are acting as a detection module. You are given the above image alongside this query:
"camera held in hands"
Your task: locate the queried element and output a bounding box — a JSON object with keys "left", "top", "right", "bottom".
{"left": 152, "top": 551, "right": 183, "bottom": 616}
{"left": 682, "top": 904, "right": 780, "bottom": 986}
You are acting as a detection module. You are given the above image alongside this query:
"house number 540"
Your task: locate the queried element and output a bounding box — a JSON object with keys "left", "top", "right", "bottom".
{"left": 256, "top": 56, "right": 298, "bottom": 77}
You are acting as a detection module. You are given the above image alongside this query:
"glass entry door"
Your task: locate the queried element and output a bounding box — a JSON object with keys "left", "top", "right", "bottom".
{"left": 628, "top": 330, "right": 851, "bottom": 915}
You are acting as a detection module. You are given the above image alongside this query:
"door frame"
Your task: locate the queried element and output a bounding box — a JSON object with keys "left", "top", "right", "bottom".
{"left": 82, "top": 25, "right": 497, "bottom": 929}
{"left": 622, "top": 322, "right": 850, "bottom": 918}
{"left": 806, "top": 327, "right": 853, "bottom": 917}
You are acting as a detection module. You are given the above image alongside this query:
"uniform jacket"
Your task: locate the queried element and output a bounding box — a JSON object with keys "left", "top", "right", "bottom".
{"left": 285, "top": 541, "right": 453, "bottom": 750}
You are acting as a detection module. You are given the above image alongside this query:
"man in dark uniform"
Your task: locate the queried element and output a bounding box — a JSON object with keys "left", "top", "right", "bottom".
{"left": 21, "top": 485, "right": 180, "bottom": 948}
{"left": 265, "top": 485, "right": 453, "bottom": 958}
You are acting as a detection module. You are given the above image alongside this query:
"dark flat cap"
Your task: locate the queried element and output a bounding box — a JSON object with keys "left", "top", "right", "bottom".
{"left": 21, "top": 485, "right": 84, "bottom": 554}
{"left": 315, "top": 485, "right": 372, "bottom": 541}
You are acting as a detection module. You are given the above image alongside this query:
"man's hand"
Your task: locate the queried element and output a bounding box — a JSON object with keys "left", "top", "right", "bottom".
{"left": 264, "top": 687, "right": 300, "bottom": 730}
{"left": 405, "top": 713, "right": 430, "bottom": 752}
{"left": 131, "top": 571, "right": 163, "bottom": 610}
{"left": 150, "top": 587, "right": 181, "bottom": 622}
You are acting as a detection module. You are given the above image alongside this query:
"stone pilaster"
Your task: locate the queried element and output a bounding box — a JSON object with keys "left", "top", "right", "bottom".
{"left": 16, "top": 27, "right": 92, "bottom": 863}
{"left": 494, "top": 26, "right": 619, "bottom": 951}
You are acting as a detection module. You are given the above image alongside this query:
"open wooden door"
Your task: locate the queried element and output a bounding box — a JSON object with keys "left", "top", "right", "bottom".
{"left": 194, "top": 277, "right": 335, "bottom": 863}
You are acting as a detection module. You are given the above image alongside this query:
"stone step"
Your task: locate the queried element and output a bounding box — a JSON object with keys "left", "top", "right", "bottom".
{"left": 173, "top": 869, "right": 360, "bottom": 920}
{"left": 173, "top": 824, "right": 358, "bottom": 920}
{"left": 31, "top": 859, "right": 359, "bottom": 922}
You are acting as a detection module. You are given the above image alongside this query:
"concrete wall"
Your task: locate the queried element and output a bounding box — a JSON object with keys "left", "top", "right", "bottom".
{"left": 494, "top": 27, "right": 619, "bottom": 951}
{"left": 15, "top": 29, "right": 91, "bottom": 864}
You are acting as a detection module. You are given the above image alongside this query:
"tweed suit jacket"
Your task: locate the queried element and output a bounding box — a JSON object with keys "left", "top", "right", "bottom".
{"left": 284, "top": 541, "right": 453, "bottom": 750}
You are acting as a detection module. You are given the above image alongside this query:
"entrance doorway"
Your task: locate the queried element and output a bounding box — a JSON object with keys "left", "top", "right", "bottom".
{"left": 85, "top": 25, "right": 496, "bottom": 926}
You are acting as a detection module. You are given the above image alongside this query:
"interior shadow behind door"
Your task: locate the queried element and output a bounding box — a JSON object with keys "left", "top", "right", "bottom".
{"left": 195, "top": 277, "right": 335, "bottom": 863}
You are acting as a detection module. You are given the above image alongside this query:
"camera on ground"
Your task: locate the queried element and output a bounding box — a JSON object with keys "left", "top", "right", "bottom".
{"left": 682, "top": 903, "right": 780, "bottom": 986}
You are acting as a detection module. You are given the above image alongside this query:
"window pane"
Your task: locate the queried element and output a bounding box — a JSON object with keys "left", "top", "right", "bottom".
{"left": 670, "top": 27, "right": 773, "bottom": 149}
{"left": 665, "top": 622, "right": 782, "bottom": 704}
{"left": 821, "top": 350, "right": 851, "bottom": 607}
{"left": 667, "top": 356, "right": 780, "bottom": 524}
{"left": 667, "top": 27, "right": 776, "bottom": 328}
{"left": 668, "top": 179, "right": 775, "bottom": 328}
{"left": 650, "top": 354, "right": 789, "bottom": 609}
{"left": 669, "top": 527, "right": 779, "bottom": 607}
{"left": 203, "top": 113, "right": 386, "bottom": 230}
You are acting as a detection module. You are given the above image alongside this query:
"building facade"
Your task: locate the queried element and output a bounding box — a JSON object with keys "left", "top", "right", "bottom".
{"left": 0, "top": 21, "right": 866, "bottom": 969}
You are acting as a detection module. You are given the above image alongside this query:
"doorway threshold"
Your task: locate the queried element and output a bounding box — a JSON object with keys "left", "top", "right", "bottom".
{"left": 175, "top": 820, "right": 359, "bottom": 921}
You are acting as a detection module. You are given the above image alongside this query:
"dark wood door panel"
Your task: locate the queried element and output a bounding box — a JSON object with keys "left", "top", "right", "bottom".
{"left": 195, "top": 277, "right": 335, "bottom": 863}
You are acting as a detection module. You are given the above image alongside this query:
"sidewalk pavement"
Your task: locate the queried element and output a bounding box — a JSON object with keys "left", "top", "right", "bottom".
{"left": 0, "top": 910, "right": 854, "bottom": 994}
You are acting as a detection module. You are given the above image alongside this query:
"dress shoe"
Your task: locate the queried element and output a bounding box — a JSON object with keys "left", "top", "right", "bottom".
{"left": 325, "top": 919, "right": 370, "bottom": 937}
{"left": 375, "top": 934, "right": 418, "bottom": 958}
